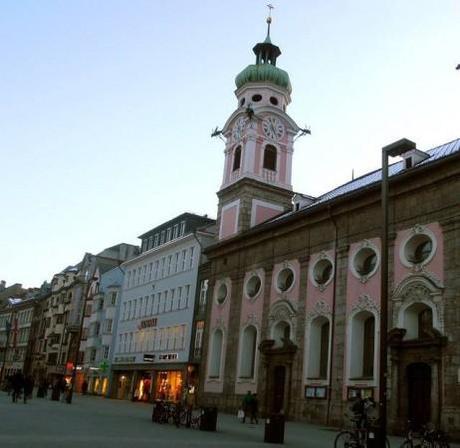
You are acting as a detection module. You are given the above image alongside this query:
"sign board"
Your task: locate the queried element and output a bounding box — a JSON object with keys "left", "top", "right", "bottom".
{"left": 143, "top": 354, "right": 155, "bottom": 362}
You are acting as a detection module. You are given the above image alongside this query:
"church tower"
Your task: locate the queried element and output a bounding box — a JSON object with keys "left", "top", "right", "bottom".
{"left": 217, "top": 13, "right": 300, "bottom": 240}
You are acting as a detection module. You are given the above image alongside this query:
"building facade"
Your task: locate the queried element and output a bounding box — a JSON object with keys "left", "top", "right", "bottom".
{"left": 0, "top": 296, "right": 40, "bottom": 380}
{"left": 84, "top": 266, "right": 125, "bottom": 396}
{"left": 111, "top": 213, "right": 215, "bottom": 402}
{"left": 198, "top": 23, "right": 460, "bottom": 439}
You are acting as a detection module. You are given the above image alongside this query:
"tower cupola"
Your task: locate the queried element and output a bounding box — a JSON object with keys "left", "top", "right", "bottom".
{"left": 235, "top": 14, "right": 292, "bottom": 94}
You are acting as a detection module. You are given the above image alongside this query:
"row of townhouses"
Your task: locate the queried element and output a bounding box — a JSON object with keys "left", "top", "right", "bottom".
{"left": 1, "top": 22, "right": 459, "bottom": 440}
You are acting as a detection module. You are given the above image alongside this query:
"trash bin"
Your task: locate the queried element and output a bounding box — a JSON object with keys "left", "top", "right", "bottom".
{"left": 366, "top": 426, "right": 381, "bottom": 448}
{"left": 264, "top": 413, "right": 285, "bottom": 444}
{"left": 200, "top": 407, "right": 218, "bottom": 431}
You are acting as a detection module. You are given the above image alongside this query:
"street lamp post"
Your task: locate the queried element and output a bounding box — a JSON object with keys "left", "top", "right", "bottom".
{"left": 379, "top": 138, "right": 415, "bottom": 448}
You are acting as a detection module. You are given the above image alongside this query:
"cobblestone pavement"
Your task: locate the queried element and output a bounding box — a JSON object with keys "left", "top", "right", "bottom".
{"left": 0, "top": 392, "right": 455, "bottom": 448}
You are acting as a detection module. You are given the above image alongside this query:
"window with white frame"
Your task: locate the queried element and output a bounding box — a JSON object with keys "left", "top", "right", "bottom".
{"left": 209, "top": 329, "right": 224, "bottom": 378}
{"left": 180, "top": 221, "right": 186, "bottom": 236}
{"left": 349, "top": 311, "right": 375, "bottom": 379}
{"left": 173, "top": 224, "right": 179, "bottom": 239}
{"left": 181, "top": 250, "right": 187, "bottom": 270}
{"left": 166, "top": 227, "right": 172, "bottom": 241}
{"left": 103, "top": 345, "right": 110, "bottom": 359}
{"left": 307, "top": 316, "right": 330, "bottom": 379}
{"left": 189, "top": 247, "right": 194, "bottom": 269}
{"left": 239, "top": 325, "right": 257, "bottom": 378}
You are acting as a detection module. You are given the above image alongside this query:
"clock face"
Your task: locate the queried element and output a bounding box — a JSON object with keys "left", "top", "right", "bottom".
{"left": 262, "top": 116, "right": 285, "bottom": 141}
{"left": 232, "top": 117, "right": 247, "bottom": 141}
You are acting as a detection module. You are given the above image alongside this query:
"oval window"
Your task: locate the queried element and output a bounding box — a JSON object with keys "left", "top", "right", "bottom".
{"left": 405, "top": 234, "right": 433, "bottom": 264}
{"left": 313, "top": 259, "right": 333, "bottom": 285}
{"left": 216, "top": 284, "right": 228, "bottom": 304}
{"left": 277, "top": 268, "right": 294, "bottom": 292}
{"left": 354, "top": 247, "right": 378, "bottom": 276}
{"left": 246, "top": 275, "right": 261, "bottom": 298}
{"left": 252, "top": 94, "right": 262, "bottom": 102}
{"left": 240, "top": 97, "right": 246, "bottom": 107}
{"left": 269, "top": 96, "right": 278, "bottom": 106}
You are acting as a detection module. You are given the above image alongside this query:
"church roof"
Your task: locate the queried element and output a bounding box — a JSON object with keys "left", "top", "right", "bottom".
{"left": 269, "top": 137, "right": 460, "bottom": 223}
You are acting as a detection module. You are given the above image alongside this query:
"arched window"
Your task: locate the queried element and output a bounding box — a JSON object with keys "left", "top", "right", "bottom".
{"left": 209, "top": 329, "right": 223, "bottom": 378}
{"left": 418, "top": 307, "right": 433, "bottom": 339}
{"left": 263, "top": 145, "right": 277, "bottom": 171}
{"left": 403, "top": 303, "right": 434, "bottom": 340}
{"left": 233, "top": 146, "right": 241, "bottom": 171}
{"left": 307, "top": 317, "right": 330, "bottom": 379}
{"left": 273, "top": 321, "right": 290, "bottom": 347}
{"left": 362, "top": 316, "right": 375, "bottom": 377}
{"left": 349, "top": 311, "right": 375, "bottom": 379}
{"left": 239, "top": 326, "right": 257, "bottom": 378}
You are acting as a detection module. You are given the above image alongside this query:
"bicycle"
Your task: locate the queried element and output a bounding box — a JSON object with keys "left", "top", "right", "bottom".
{"left": 400, "top": 421, "right": 450, "bottom": 448}
{"left": 334, "top": 415, "right": 390, "bottom": 448}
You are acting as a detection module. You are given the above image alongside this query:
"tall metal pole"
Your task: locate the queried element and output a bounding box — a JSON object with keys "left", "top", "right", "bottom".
{"left": 379, "top": 150, "right": 389, "bottom": 448}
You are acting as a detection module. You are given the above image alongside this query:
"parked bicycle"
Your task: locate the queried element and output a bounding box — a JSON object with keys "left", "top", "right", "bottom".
{"left": 400, "top": 421, "right": 450, "bottom": 448}
{"left": 335, "top": 396, "right": 390, "bottom": 448}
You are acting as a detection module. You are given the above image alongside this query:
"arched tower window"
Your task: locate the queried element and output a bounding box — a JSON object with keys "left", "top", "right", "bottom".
{"left": 239, "top": 325, "right": 257, "bottom": 378}
{"left": 209, "top": 329, "right": 223, "bottom": 378}
{"left": 233, "top": 146, "right": 241, "bottom": 171}
{"left": 263, "top": 145, "right": 277, "bottom": 171}
{"left": 307, "top": 317, "right": 330, "bottom": 379}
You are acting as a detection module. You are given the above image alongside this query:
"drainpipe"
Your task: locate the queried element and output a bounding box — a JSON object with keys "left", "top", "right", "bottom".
{"left": 326, "top": 205, "right": 339, "bottom": 426}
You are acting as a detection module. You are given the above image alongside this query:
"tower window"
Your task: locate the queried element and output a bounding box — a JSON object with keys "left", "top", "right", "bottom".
{"left": 240, "top": 98, "right": 246, "bottom": 107}
{"left": 252, "top": 94, "right": 262, "bottom": 102}
{"left": 263, "top": 145, "right": 277, "bottom": 171}
{"left": 233, "top": 146, "right": 241, "bottom": 171}
{"left": 270, "top": 96, "right": 278, "bottom": 106}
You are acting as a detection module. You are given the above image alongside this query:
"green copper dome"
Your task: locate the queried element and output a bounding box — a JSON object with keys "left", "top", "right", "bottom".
{"left": 235, "top": 63, "right": 292, "bottom": 93}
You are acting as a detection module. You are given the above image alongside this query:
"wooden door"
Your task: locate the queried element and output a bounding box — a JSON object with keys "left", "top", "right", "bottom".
{"left": 407, "top": 363, "right": 431, "bottom": 428}
{"left": 272, "top": 365, "right": 286, "bottom": 413}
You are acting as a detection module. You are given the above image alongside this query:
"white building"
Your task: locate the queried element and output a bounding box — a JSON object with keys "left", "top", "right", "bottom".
{"left": 111, "top": 213, "right": 215, "bottom": 402}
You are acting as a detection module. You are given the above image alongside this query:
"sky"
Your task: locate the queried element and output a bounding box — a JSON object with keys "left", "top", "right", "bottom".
{"left": 1, "top": 0, "right": 459, "bottom": 288}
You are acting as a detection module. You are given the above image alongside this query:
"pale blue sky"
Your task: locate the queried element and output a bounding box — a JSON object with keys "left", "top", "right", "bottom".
{"left": 1, "top": 1, "right": 459, "bottom": 288}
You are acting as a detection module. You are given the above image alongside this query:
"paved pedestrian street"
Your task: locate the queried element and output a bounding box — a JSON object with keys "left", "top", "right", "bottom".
{"left": 1, "top": 392, "right": 457, "bottom": 448}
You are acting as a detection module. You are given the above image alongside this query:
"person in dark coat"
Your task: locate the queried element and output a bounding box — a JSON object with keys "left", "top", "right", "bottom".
{"left": 11, "top": 371, "right": 24, "bottom": 403}
{"left": 23, "top": 376, "right": 34, "bottom": 403}
{"left": 249, "top": 393, "right": 259, "bottom": 424}
{"left": 51, "top": 379, "right": 61, "bottom": 401}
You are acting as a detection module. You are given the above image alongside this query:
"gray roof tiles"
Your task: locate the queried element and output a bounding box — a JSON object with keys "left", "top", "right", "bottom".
{"left": 269, "top": 137, "right": 460, "bottom": 224}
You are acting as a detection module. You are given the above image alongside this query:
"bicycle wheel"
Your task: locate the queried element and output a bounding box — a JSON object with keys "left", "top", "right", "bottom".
{"left": 400, "top": 441, "right": 412, "bottom": 448}
{"left": 335, "top": 431, "right": 359, "bottom": 448}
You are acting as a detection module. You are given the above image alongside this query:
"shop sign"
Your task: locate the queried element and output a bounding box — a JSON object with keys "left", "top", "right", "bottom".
{"left": 139, "top": 318, "right": 157, "bottom": 330}
{"left": 143, "top": 353, "right": 155, "bottom": 362}
{"left": 114, "top": 356, "right": 136, "bottom": 364}
{"left": 158, "top": 353, "right": 178, "bottom": 361}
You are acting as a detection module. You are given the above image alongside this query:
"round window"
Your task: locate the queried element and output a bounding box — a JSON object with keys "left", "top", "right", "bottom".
{"left": 277, "top": 268, "right": 294, "bottom": 292}
{"left": 216, "top": 283, "right": 228, "bottom": 304}
{"left": 354, "top": 247, "right": 378, "bottom": 276}
{"left": 269, "top": 96, "right": 278, "bottom": 106}
{"left": 240, "top": 97, "right": 246, "bottom": 107}
{"left": 252, "top": 94, "right": 262, "bottom": 102}
{"left": 405, "top": 234, "right": 433, "bottom": 264}
{"left": 313, "top": 259, "right": 333, "bottom": 285}
{"left": 246, "top": 275, "right": 261, "bottom": 298}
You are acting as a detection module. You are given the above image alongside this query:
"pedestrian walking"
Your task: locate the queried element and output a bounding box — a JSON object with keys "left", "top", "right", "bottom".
{"left": 11, "top": 371, "right": 24, "bottom": 403}
{"left": 249, "top": 393, "right": 259, "bottom": 424}
{"left": 241, "top": 390, "right": 252, "bottom": 424}
{"left": 23, "top": 375, "right": 34, "bottom": 403}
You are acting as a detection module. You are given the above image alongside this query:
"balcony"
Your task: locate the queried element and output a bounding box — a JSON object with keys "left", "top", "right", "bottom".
{"left": 262, "top": 169, "right": 277, "bottom": 183}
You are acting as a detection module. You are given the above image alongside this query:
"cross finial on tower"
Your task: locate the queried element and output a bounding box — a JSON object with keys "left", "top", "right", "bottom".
{"left": 266, "top": 4, "right": 274, "bottom": 39}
